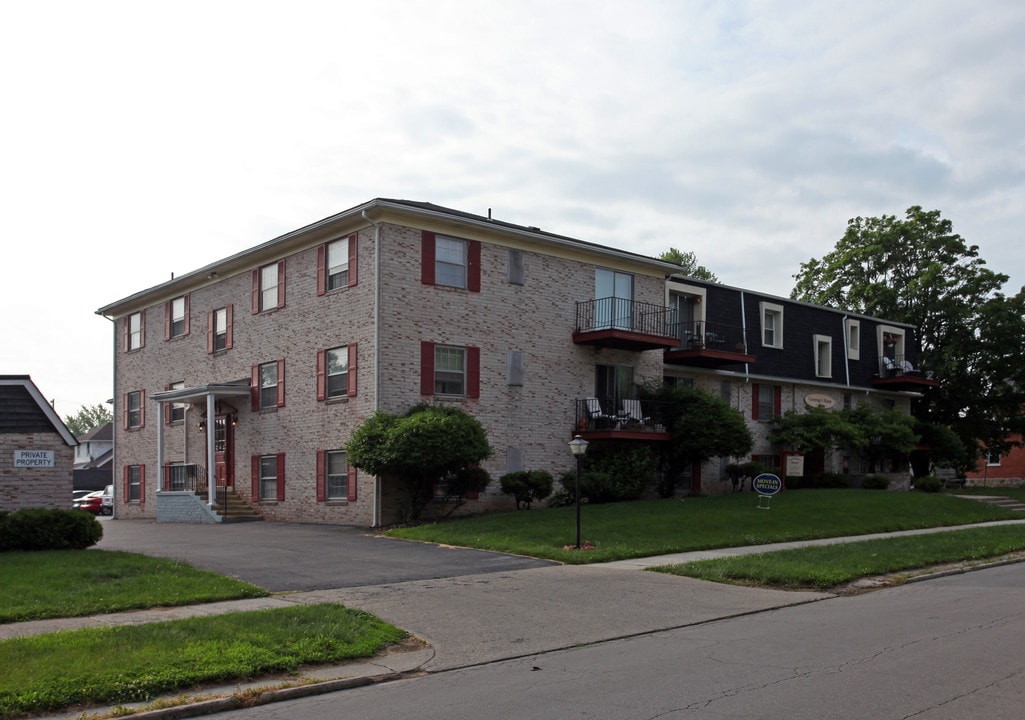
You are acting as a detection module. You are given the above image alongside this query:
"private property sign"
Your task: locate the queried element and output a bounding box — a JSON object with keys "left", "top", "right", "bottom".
{"left": 13, "top": 450, "right": 55, "bottom": 468}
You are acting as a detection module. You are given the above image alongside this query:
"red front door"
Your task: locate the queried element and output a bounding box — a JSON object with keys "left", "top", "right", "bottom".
{"left": 214, "top": 416, "right": 235, "bottom": 488}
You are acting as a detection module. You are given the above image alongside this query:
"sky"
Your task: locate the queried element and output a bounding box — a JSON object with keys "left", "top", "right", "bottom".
{"left": 3, "top": 1, "right": 1024, "bottom": 422}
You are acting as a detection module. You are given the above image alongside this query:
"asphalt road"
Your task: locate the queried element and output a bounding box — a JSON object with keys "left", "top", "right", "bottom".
{"left": 211, "top": 562, "right": 1025, "bottom": 720}
{"left": 94, "top": 518, "right": 555, "bottom": 592}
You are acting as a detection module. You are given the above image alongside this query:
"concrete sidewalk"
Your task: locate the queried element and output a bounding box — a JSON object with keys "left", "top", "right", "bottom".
{"left": 19, "top": 519, "right": 1025, "bottom": 720}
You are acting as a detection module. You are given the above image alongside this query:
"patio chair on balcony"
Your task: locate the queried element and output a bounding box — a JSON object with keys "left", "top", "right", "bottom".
{"left": 621, "top": 399, "right": 651, "bottom": 426}
{"left": 585, "top": 397, "right": 616, "bottom": 429}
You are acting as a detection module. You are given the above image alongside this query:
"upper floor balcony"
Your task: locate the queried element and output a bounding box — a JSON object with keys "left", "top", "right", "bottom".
{"left": 573, "top": 297, "right": 679, "bottom": 351}
{"left": 663, "top": 321, "right": 757, "bottom": 368}
{"left": 871, "top": 354, "right": 939, "bottom": 391}
{"left": 573, "top": 397, "right": 673, "bottom": 442}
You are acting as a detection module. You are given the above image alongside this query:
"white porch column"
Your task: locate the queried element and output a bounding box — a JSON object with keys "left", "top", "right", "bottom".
{"left": 206, "top": 393, "right": 216, "bottom": 505}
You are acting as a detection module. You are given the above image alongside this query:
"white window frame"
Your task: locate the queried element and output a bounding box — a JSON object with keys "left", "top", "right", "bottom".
{"left": 760, "top": 302, "right": 784, "bottom": 349}
{"left": 258, "top": 362, "right": 278, "bottom": 409}
{"left": 169, "top": 381, "right": 185, "bottom": 423}
{"left": 213, "top": 307, "right": 228, "bottom": 352}
{"left": 434, "top": 345, "right": 466, "bottom": 396}
{"left": 326, "top": 450, "right": 348, "bottom": 500}
{"left": 814, "top": 334, "right": 832, "bottom": 378}
{"left": 435, "top": 236, "right": 468, "bottom": 289}
{"left": 170, "top": 296, "right": 187, "bottom": 338}
{"left": 127, "top": 465, "right": 142, "bottom": 501}
{"left": 326, "top": 347, "right": 349, "bottom": 398}
{"left": 259, "top": 263, "right": 279, "bottom": 311}
{"left": 128, "top": 312, "right": 143, "bottom": 350}
{"left": 258, "top": 455, "right": 278, "bottom": 501}
{"left": 327, "top": 238, "right": 349, "bottom": 291}
{"left": 845, "top": 319, "right": 861, "bottom": 360}
{"left": 127, "top": 391, "right": 142, "bottom": 428}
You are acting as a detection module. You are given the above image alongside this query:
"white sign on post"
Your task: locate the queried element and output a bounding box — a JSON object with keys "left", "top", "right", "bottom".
{"left": 14, "top": 450, "right": 55, "bottom": 468}
{"left": 786, "top": 454, "right": 805, "bottom": 477}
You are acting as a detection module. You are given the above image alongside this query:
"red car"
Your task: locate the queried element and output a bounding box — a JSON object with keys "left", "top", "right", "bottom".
{"left": 72, "top": 491, "right": 104, "bottom": 514}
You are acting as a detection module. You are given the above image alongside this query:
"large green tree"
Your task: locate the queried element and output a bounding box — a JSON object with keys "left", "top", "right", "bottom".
{"left": 659, "top": 248, "right": 719, "bottom": 282}
{"left": 346, "top": 404, "right": 493, "bottom": 521}
{"left": 791, "top": 206, "right": 1025, "bottom": 466}
{"left": 63, "top": 403, "right": 113, "bottom": 437}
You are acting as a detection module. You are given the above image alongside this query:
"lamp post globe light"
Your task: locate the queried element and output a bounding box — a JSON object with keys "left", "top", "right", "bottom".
{"left": 568, "top": 434, "right": 589, "bottom": 549}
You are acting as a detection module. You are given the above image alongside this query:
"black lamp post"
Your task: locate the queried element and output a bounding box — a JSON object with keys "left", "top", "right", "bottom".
{"left": 568, "top": 434, "right": 590, "bottom": 549}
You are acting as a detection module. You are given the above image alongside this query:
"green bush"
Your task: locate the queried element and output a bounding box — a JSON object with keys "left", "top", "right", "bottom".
{"left": 914, "top": 475, "right": 942, "bottom": 493}
{"left": 499, "top": 470, "right": 554, "bottom": 509}
{"left": 0, "top": 509, "right": 103, "bottom": 552}
{"left": 862, "top": 475, "right": 891, "bottom": 490}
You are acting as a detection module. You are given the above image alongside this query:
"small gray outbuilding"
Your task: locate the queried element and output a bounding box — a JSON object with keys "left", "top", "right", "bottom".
{"left": 0, "top": 375, "right": 77, "bottom": 511}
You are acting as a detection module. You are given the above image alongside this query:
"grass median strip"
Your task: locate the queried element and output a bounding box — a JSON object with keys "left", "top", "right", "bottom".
{"left": 0, "top": 604, "right": 406, "bottom": 718}
{"left": 387, "top": 491, "right": 1021, "bottom": 563}
{"left": 649, "top": 525, "right": 1025, "bottom": 589}
{"left": 0, "top": 550, "right": 268, "bottom": 623}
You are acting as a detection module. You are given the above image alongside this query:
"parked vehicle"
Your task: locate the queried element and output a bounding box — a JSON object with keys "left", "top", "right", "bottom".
{"left": 101, "top": 485, "right": 113, "bottom": 515}
{"left": 72, "top": 491, "right": 104, "bottom": 514}
{"left": 72, "top": 490, "right": 92, "bottom": 503}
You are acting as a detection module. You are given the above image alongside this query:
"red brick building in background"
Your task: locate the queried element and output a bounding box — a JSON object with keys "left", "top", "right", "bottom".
{"left": 965, "top": 435, "right": 1025, "bottom": 487}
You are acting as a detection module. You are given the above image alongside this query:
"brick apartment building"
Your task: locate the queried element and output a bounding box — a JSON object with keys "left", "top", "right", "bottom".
{"left": 97, "top": 198, "right": 936, "bottom": 525}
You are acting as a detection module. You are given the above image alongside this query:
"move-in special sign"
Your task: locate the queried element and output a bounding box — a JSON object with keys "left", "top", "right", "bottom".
{"left": 752, "top": 472, "right": 782, "bottom": 496}
{"left": 14, "top": 450, "right": 55, "bottom": 468}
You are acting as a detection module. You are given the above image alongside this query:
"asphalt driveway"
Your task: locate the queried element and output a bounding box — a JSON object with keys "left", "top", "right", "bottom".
{"left": 94, "top": 518, "right": 555, "bottom": 592}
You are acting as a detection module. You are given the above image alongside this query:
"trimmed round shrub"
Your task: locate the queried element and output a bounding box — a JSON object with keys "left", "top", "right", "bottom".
{"left": 914, "top": 475, "right": 942, "bottom": 493}
{"left": 0, "top": 508, "right": 103, "bottom": 551}
{"left": 499, "top": 470, "right": 554, "bottom": 509}
{"left": 862, "top": 475, "right": 891, "bottom": 490}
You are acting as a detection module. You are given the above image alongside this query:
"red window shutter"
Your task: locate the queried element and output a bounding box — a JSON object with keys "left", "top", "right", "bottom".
{"left": 467, "top": 346, "right": 481, "bottom": 399}
{"left": 277, "top": 261, "right": 286, "bottom": 309}
{"left": 276, "top": 453, "right": 286, "bottom": 502}
{"left": 162, "top": 461, "right": 170, "bottom": 491}
{"left": 316, "top": 450, "right": 326, "bottom": 501}
{"left": 348, "top": 233, "right": 358, "bottom": 286}
{"left": 122, "top": 317, "right": 128, "bottom": 352}
{"left": 139, "top": 390, "right": 146, "bottom": 429}
{"left": 225, "top": 305, "right": 233, "bottom": 349}
{"left": 751, "top": 383, "right": 760, "bottom": 420}
{"left": 773, "top": 386, "right": 782, "bottom": 417}
{"left": 251, "top": 269, "right": 260, "bottom": 314}
{"left": 206, "top": 310, "right": 214, "bottom": 353}
{"left": 316, "top": 244, "right": 327, "bottom": 296}
{"left": 468, "top": 240, "right": 481, "bottom": 292}
{"left": 421, "top": 231, "right": 436, "bottom": 285}
{"left": 164, "top": 300, "right": 171, "bottom": 340}
{"left": 251, "top": 365, "right": 259, "bottom": 411}
{"left": 139, "top": 465, "right": 146, "bottom": 505}
{"left": 347, "top": 343, "right": 358, "bottom": 397}
{"left": 122, "top": 393, "right": 129, "bottom": 429}
{"left": 347, "top": 467, "right": 358, "bottom": 501}
{"left": 140, "top": 312, "right": 145, "bottom": 348}
{"left": 276, "top": 359, "right": 286, "bottom": 407}
{"left": 420, "top": 341, "right": 435, "bottom": 395}
{"left": 251, "top": 455, "right": 260, "bottom": 501}
{"left": 123, "top": 465, "right": 130, "bottom": 498}
{"left": 183, "top": 295, "right": 190, "bottom": 336}
{"left": 316, "top": 349, "right": 326, "bottom": 401}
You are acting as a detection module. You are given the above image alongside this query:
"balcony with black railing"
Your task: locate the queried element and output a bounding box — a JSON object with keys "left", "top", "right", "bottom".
{"left": 663, "top": 320, "right": 756, "bottom": 368}
{"left": 573, "top": 297, "right": 679, "bottom": 351}
{"left": 573, "top": 397, "right": 673, "bottom": 441}
{"left": 871, "top": 354, "right": 939, "bottom": 391}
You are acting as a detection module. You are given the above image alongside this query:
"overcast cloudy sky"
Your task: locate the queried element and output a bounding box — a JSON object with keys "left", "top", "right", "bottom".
{"left": 3, "top": 1, "right": 1023, "bottom": 420}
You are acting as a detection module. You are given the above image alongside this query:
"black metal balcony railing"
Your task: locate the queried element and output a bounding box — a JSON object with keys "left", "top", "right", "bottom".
{"left": 669, "top": 320, "right": 749, "bottom": 352}
{"left": 163, "top": 463, "right": 204, "bottom": 492}
{"left": 877, "top": 354, "right": 934, "bottom": 379}
{"left": 575, "top": 297, "right": 676, "bottom": 338}
{"left": 574, "top": 397, "right": 672, "bottom": 435}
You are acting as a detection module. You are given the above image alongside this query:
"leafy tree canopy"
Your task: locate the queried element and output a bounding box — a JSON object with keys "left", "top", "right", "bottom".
{"left": 659, "top": 248, "right": 719, "bottom": 282}
{"left": 791, "top": 206, "right": 1025, "bottom": 464}
{"left": 346, "top": 404, "right": 493, "bottom": 521}
{"left": 64, "top": 403, "right": 113, "bottom": 437}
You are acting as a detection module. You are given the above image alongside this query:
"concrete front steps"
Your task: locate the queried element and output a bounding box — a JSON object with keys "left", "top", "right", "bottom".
{"left": 207, "top": 487, "right": 264, "bottom": 522}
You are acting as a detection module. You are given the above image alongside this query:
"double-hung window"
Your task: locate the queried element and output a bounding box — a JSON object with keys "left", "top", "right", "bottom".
{"left": 167, "top": 295, "right": 189, "bottom": 339}
{"left": 420, "top": 341, "right": 480, "bottom": 398}
{"left": 252, "top": 360, "right": 285, "bottom": 410}
{"left": 208, "top": 306, "right": 232, "bottom": 353}
{"left": 253, "top": 261, "right": 285, "bottom": 312}
{"left": 125, "top": 312, "right": 144, "bottom": 351}
{"left": 436, "top": 236, "right": 468, "bottom": 288}
{"left": 254, "top": 454, "right": 285, "bottom": 502}
{"left": 317, "top": 449, "right": 357, "bottom": 501}
{"left": 752, "top": 383, "right": 780, "bottom": 421}
{"left": 327, "top": 238, "right": 349, "bottom": 290}
{"left": 167, "top": 381, "right": 185, "bottom": 423}
{"left": 317, "top": 345, "right": 357, "bottom": 400}
{"left": 124, "top": 464, "right": 144, "bottom": 502}
{"left": 760, "top": 302, "right": 784, "bottom": 348}
{"left": 125, "top": 390, "right": 144, "bottom": 429}
{"left": 814, "top": 335, "right": 832, "bottom": 378}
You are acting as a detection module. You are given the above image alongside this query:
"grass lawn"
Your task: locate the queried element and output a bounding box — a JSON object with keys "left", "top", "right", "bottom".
{"left": 386, "top": 490, "right": 1022, "bottom": 563}
{"left": 0, "top": 604, "right": 406, "bottom": 718}
{"left": 651, "top": 525, "right": 1025, "bottom": 589}
{"left": 0, "top": 550, "right": 268, "bottom": 623}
